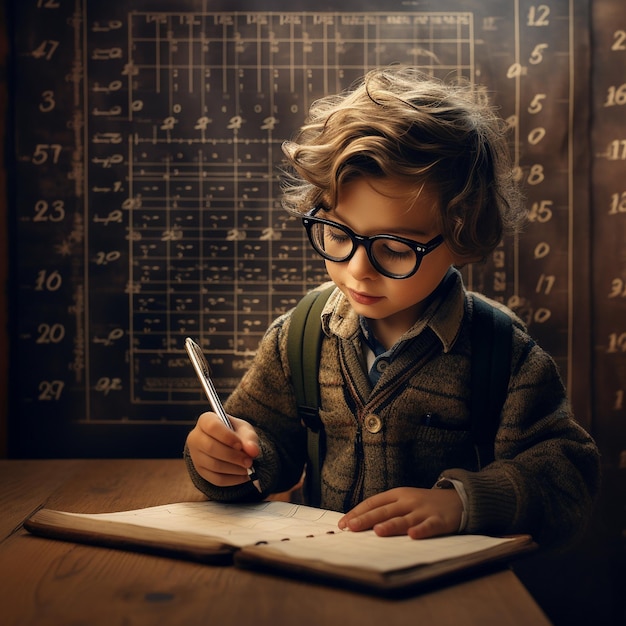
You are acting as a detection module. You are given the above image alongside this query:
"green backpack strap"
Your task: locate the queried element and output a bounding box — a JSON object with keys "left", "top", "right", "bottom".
{"left": 287, "top": 285, "right": 334, "bottom": 506}
{"left": 470, "top": 296, "right": 513, "bottom": 467}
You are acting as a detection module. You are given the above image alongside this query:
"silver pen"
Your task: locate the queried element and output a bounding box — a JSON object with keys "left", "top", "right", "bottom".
{"left": 185, "top": 337, "right": 262, "bottom": 492}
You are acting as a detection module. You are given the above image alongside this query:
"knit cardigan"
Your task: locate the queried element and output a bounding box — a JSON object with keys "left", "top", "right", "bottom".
{"left": 185, "top": 269, "right": 600, "bottom": 548}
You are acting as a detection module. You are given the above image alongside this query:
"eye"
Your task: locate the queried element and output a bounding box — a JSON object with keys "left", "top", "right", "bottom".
{"left": 326, "top": 225, "right": 350, "bottom": 243}
{"left": 375, "top": 240, "right": 414, "bottom": 260}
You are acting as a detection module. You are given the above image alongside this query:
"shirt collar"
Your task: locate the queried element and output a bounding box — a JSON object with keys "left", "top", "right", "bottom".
{"left": 321, "top": 267, "right": 465, "bottom": 353}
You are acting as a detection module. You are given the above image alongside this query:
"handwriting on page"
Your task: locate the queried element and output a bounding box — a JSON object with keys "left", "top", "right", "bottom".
{"left": 248, "top": 531, "right": 516, "bottom": 573}
{"left": 62, "top": 501, "right": 344, "bottom": 548}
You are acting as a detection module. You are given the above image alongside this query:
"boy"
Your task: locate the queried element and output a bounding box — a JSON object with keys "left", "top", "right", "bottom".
{"left": 185, "top": 67, "right": 599, "bottom": 548}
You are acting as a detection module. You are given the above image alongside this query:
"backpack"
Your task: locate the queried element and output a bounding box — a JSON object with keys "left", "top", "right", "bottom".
{"left": 286, "top": 286, "right": 513, "bottom": 507}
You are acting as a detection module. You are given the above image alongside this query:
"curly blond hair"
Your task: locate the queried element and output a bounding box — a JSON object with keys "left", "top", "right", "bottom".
{"left": 281, "top": 66, "right": 526, "bottom": 262}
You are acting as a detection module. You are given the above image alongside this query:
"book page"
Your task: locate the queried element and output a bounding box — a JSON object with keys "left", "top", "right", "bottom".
{"left": 55, "top": 501, "right": 344, "bottom": 548}
{"left": 245, "top": 529, "right": 517, "bottom": 573}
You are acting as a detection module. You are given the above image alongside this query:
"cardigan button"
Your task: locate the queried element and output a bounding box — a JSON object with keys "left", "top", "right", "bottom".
{"left": 364, "top": 413, "right": 382, "bottom": 434}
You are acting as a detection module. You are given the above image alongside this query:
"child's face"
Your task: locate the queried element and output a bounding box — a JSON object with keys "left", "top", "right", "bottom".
{"left": 323, "top": 177, "right": 455, "bottom": 342}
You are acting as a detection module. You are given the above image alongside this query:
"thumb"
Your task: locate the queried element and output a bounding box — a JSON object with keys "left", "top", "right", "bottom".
{"left": 229, "top": 415, "right": 260, "bottom": 458}
{"left": 242, "top": 438, "right": 260, "bottom": 459}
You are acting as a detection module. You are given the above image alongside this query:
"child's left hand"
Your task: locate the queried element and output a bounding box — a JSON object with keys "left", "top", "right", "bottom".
{"left": 338, "top": 487, "right": 463, "bottom": 539}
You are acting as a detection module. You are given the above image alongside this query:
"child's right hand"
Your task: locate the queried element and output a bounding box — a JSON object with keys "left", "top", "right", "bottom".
{"left": 186, "top": 412, "right": 260, "bottom": 487}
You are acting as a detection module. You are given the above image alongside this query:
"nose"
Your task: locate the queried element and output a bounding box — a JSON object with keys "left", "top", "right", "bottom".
{"left": 346, "top": 243, "right": 378, "bottom": 280}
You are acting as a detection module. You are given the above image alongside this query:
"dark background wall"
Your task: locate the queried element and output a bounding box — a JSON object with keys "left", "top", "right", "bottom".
{"left": 1, "top": 1, "right": 624, "bottom": 624}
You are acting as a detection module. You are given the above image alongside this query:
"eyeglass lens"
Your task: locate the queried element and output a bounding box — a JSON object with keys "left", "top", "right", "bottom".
{"left": 308, "top": 221, "right": 418, "bottom": 277}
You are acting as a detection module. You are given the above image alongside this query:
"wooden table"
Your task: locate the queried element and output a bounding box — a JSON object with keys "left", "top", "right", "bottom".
{"left": 0, "top": 459, "right": 552, "bottom": 626}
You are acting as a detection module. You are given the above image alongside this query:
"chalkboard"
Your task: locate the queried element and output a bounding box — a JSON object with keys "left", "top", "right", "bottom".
{"left": 6, "top": 0, "right": 611, "bottom": 458}
{"left": 589, "top": 0, "right": 626, "bottom": 540}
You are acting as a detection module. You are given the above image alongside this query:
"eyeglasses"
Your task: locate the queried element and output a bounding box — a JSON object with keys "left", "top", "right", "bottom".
{"left": 302, "top": 206, "right": 444, "bottom": 279}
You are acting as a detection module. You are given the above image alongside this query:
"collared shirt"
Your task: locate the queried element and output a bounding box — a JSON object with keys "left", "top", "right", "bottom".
{"left": 359, "top": 316, "right": 397, "bottom": 386}
{"left": 321, "top": 267, "right": 466, "bottom": 358}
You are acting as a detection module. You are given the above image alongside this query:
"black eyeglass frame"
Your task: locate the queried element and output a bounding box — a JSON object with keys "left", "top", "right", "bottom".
{"left": 301, "top": 206, "right": 445, "bottom": 279}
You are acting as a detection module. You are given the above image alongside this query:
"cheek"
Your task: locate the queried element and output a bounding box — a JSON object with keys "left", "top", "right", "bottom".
{"left": 387, "top": 277, "right": 433, "bottom": 305}
{"left": 398, "top": 259, "right": 453, "bottom": 300}
{"left": 324, "top": 260, "right": 341, "bottom": 282}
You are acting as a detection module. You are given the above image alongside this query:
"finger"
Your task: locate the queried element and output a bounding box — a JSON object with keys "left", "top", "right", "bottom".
{"left": 408, "top": 515, "right": 450, "bottom": 539}
{"left": 340, "top": 496, "right": 402, "bottom": 532}
{"left": 195, "top": 413, "right": 260, "bottom": 467}
{"left": 373, "top": 510, "right": 454, "bottom": 539}
{"left": 193, "top": 447, "right": 251, "bottom": 476}
{"left": 195, "top": 457, "right": 248, "bottom": 486}
{"left": 372, "top": 515, "right": 415, "bottom": 537}
{"left": 341, "top": 490, "right": 398, "bottom": 520}
{"left": 191, "top": 445, "right": 253, "bottom": 487}
{"left": 229, "top": 416, "right": 261, "bottom": 457}
{"left": 188, "top": 422, "right": 254, "bottom": 471}
{"left": 197, "top": 466, "right": 253, "bottom": 487}
{"left": 196, "top": 412, "right": 245, "bottom": 450}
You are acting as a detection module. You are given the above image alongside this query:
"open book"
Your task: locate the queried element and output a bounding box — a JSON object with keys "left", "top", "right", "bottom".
{"left": 25, "top": 500, "right": 535, "bottom": 595}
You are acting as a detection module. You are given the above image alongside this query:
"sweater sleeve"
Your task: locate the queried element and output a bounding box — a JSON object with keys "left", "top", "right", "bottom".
{"left": 442, "top": 328, "right": 601, "bottom": 548}
{"left": 183, "top": 313, "right": 308, "bottom": 501}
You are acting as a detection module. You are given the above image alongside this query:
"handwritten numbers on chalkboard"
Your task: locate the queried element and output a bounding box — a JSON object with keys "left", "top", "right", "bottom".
{"left": 598, "top": 12, "right": 626, "bottom": 450}
{"left": 528, "top": 200, "right": 553, "bottom": 223}
{"left": 261, "top": 117, "right": 278, "bottom": 131}
{"left": 32, "top": 144, "right": 62, "bottom": 165}
{"left": 92, "top": 21, "right": 123, "bottom": 33}
{"left": 526, "top": 164, "right": 545, "bottom": 186}
{"left": 609, "top": 192, "right": 626, "bottom": 214}
{"left": 33, "top": 200, "right": 65, "bottom": 222}
{"left": 9, "top": 2, "right": 606, "bottom": 452}
{"left": 194, "top": 116, "right": 212, "bottom": 130}
{"left": 95, "top": 377, "right": 123, "bottom": 395}
{"left": 34, "top": 270, "right": 62, "bottom": 292}
{"left": 533, "top": 242, "right": 550, "bottom": 261}
{"left": 527, "top": 5, "right": 550, "bottom": 27}
{"left": 528, "top": 127, "right": 546, "bottom": 146}
{"left": 93, "top": 329, "right": 125, "bottom": 347}
{"left": 611, "top": 30, "right": 626, "bottom": 51}
{"left": 38, "top": 380, "right": 64, "bottom": 401}
{"left": 609, "top": 279, "right": 626, "bottom": 299}
{"left": 38, "top": 90, "right": 56, "bottom": 113}
{"left": 536, "top": 274, "right": 556, "bottom": 296}
{"left": 92, "top": 47, "right": 123, "bottom": 61}
{"left": 528, "top": 94, "right": 547, "bottom": 114}
{"left": 606, "top": 139, "right": 626, "bottom": 160}
{"left": 529, "top": 44, "right": 549, "bottom": 65}
{"left": 227, "top": 116, "right": 244, "bottom": 130}
{"left": 506, "top": 62, "right": 527, "bottom": 79}
{"left": 94, "top": 210, "right": 123, "bottom": 225}
{"left": 93, "top": 80, "right": 122, "bottom": 94}
{"left": 525, "top": 1, "right": 552, "bottom": 351}
{"left": 604, "top": 83, "right": 626, "bottom": 107}
{"left": 36, "top": 323, "right": 66, "bottom": 344}
{"left": 31, "top": 40, "right": 59, "bottom": 61}
{"left": 160, "top": 117, "right": 178, "bottom": 131}
{"left": 94, "top": 251, "right": 122, "bottom": 266}
{"left": 607, "top": 333, "right": 626, "bottom": 354}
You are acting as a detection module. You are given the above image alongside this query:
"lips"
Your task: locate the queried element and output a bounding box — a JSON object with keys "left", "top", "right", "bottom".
{"left": 348, "top": 289, "right": 384, "bottom": 306}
